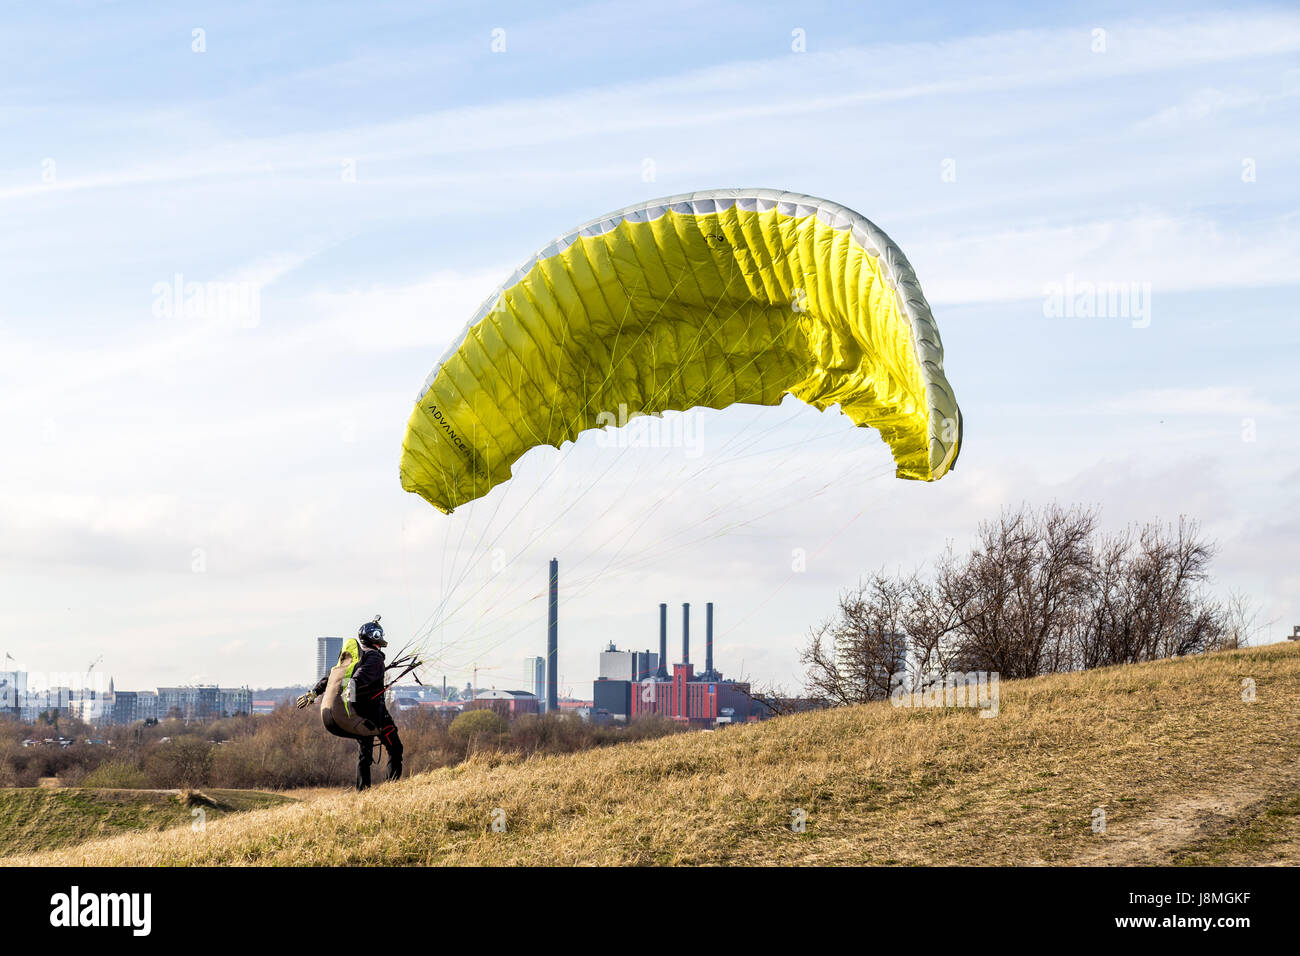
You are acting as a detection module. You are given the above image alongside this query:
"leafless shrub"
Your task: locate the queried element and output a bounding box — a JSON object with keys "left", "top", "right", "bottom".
{"left": 802, "top": 504, "right": 1249, "bottom": 701}
{"left": 801, "top": 572, "right": 914, "bottom": 704}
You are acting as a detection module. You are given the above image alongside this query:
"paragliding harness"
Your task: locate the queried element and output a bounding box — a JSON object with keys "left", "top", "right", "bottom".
{"left": 319, "top": 645, "right": 423, "bottom": 741}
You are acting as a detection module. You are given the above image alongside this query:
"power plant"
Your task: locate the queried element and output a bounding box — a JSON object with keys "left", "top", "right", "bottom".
{"left": 518, "top": 559, "right": 754, "bottom": 727}
{"left": 593, "top": 601, "right": 753, "bottom": 726}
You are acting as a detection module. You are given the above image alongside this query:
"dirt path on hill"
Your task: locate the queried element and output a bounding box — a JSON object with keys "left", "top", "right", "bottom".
{"left": 1061, "top": 761, "right": 1300, "bottom": 865}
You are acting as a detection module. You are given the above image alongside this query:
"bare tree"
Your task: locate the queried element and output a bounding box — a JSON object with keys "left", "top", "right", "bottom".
{"left": 906, "top": 546, "right": 973, "bottom": 679}
{"left": 801, "top": 618, "right": 860, "bottom": 706}
{"left": 733, "top": 680, "right": 816, "bottom": 718}
{"left": 1220, "top": 590, "right": 1269, "bottom": 649}
{"left": 1096, "top": 517, "right": 1220, "bottom": 663}
{"left": 947, "top": 504, "right": 1096, "bottom": 679}
{"left": 799, "top": 504, "right": 1251, "bottom": 705}
{"left": 802, "top": 572, "right": 916, "bottom": 703}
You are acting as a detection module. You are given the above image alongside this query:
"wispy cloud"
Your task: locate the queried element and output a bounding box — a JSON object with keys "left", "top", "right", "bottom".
{"left": 917, "top": 214, "right": 1300, "bottom": 303}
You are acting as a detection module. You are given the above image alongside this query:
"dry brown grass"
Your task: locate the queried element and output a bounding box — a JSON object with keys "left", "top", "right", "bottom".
{"left": 15, "top": 642, "right": 1300, "bottom": 866}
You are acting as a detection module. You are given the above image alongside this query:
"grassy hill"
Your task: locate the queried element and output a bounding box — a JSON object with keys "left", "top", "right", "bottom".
{"left": 0, "top": 787, "right": 295, "bottom": 857}
{"left": 13, "top": 642, "right": 1300, "bottom": 866}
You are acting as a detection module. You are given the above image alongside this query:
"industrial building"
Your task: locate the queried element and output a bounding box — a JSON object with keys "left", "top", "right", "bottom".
{"left": 594, "top": 602, "right": 754, "bottom": 727}
{"left": 466, "top": 689, "right": 540, "bottom": 718}
{"left": 598, "top": 644, "right": 659, "bottom": 682}
{"left": 546, "top": 557, "right": 558, "bottom": 712}
{"left": 592, "top": 643, "right": 658, "bottom": 721}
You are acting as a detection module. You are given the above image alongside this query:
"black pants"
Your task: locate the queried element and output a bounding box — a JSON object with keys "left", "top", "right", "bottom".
{"left": 355, "top": 703, "right": 403, "bottom": 791}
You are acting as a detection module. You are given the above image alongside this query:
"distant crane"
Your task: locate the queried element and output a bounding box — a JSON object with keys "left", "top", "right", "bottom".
{"left": 471, "top": 662, "right": 500, "bottom": 702}
{"left": 86, "top": 655, "right": 103, "bottom": 699}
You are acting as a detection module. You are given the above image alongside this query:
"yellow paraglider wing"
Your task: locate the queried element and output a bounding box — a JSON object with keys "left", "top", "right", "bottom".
{"left": 401, "top": 189, "right": 961, "bottom": 514}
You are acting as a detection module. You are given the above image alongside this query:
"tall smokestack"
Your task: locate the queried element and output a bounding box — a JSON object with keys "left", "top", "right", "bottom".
{"left": 682, "top": 602, "right": 690, "bottom": 665}
{"left": 547, "top": 558, "right": 558, "bottom": 713}
{"left": 657, "top": 604, "right": 668, "bottom": 679}
{"left": 706, "top": 602, "right": 714, "bottom": 676}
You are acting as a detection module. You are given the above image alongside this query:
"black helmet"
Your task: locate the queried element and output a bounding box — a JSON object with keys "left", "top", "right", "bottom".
{"left": 358, "top": 615, "right": 387, "bottom": 648}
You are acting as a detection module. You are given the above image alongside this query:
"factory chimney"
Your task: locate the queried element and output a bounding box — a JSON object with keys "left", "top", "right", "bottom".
{"left": 682, "top": 602, "right": 690, "bottom": 665}
{"left": 547, "top": 558, "right": 558, "bottom": 713}
{"left": 706, "top": 602, "right": 714, "bottom": 677}
{"left": 656, "top": 604, "right": 669, "bottom": 679}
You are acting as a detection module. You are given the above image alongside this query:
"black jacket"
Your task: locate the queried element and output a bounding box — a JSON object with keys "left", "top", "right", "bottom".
{"left": 352, "top": 647, "right": 386, "bottom": 700}
{"left": 310, "top": 645, "right": 386, "bottom": 699}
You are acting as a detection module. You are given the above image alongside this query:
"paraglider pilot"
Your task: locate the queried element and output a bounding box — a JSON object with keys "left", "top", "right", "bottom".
{"left": 297, "top": 616, "right": 403, "bottom": 790}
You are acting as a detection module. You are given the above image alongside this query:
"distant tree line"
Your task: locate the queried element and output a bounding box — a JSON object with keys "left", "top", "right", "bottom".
{"left": 0, "top": 706, "right": 686, "bottom": 790}
{"left": 802, "top": 503, "right": 1262, "bottom": 705}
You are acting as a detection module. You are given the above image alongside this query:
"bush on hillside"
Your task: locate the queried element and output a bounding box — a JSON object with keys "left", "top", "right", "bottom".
{"left": 449, "top": 710, "right": 508, "bottom": 745}
{"left": 81, "top": 760, "right": 151, "bottom": 789}
{"left": 144, "top": 735, "right": 213, "bottom": 788}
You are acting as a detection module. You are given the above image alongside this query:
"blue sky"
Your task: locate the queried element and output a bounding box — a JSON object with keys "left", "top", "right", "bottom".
{"left": 1, "top": 1, "right": 1297, "bottom": 693}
